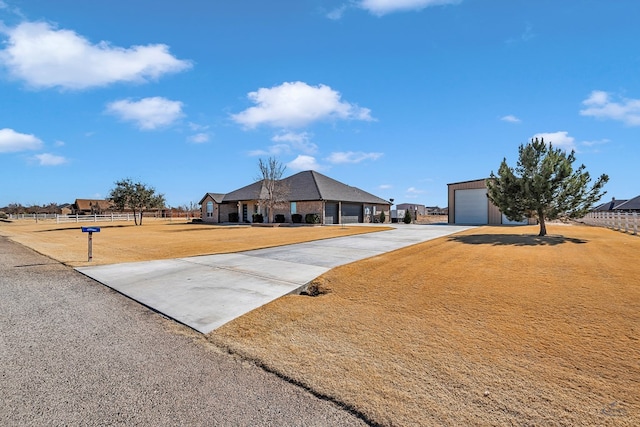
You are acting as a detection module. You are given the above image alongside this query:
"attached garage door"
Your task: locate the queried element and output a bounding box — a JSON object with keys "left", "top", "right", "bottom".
{"left": 455, "top": 189, "right": 488, "bottom": 224}
{"left": 324, "top": 203, "right": 339, "bottom": 224}
{"left": 341, "top": 203, "right": 363, "bottom": 224}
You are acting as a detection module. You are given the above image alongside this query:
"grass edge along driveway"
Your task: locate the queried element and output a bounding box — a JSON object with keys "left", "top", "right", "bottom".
{"left": 209, "top": 224, "right": 640, "bottom": 427}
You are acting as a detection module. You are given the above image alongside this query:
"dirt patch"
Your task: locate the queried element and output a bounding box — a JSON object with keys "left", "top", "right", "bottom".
{"left": 209, "top": 225, "right": 640, "bottom": 426}
{"left": 0, "top": 219, "right": 390, "bottom": 267}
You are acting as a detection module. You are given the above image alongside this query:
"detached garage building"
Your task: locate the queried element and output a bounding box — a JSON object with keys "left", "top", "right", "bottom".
{"left": 448, "top": 178, "right": 528, "bottom": 225}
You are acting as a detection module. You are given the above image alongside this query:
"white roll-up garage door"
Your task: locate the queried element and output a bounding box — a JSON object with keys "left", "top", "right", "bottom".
{"left": 454, "top": 189, "right": 488, "bottom": 224}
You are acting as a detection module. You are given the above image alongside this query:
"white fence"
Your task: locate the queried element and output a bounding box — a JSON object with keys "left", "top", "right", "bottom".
{"left": 8, "top": 212, "right": 198, "bottom": 223}
{"left": 55, "top": 213, "right": 139, "bottom": 223}
{"left": 10, "top": 213, "right": 152, "bottom": 223}
{"left": 582, "top": 211, "right": 639, "bottom": 235}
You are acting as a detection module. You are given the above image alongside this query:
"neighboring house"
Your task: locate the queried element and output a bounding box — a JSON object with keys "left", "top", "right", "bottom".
{"left": 59, "top": 203, "right": 73, "bottom": 215}
{"left": 199, "top": 170, "right": 391, "bottom": 224}
{"left": 447, "top": 178, "right": 529, "bottom": 225}
{"left": 425, "top": 206, "right": 448, "bottom": 215}
{"left": 613, "top": 196, "right": 640, "bottom": 212}
{"left": 593, "top": 198, "right": 628, "bottom": 212}
{"left": 72, "top": 199, "right": 113, "bottom": 215}
{"left": 396, "top": 203, "right": 426, "bottom": 216}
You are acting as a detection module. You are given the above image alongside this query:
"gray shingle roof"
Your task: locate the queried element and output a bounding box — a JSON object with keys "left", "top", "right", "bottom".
{"left": 593, "top": 198, "right": 628, "bottom": 212}
{"left": 198, "top": 193, "right": 226, "bottom": 205}
{"left": 220, "top": 170, "right": 390, "bottom": 205}
{"left": 613, "top": 195, "right": 640, "bottom": 211}
{"left": 221, "top": 181, "right": 267, "bottom": 202}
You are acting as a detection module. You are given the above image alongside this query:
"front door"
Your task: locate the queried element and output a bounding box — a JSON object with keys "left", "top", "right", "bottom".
{"left": 242, "top": 204, "right": 248, "bottom": 222}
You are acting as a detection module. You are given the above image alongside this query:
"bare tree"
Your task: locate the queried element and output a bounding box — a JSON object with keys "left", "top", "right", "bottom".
{"left": 256, "top": 157, "right": 289, "bottom": 223}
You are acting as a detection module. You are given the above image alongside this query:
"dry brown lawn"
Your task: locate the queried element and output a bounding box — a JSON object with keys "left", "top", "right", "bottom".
{"left": 3, "top": 218, "right": 638, "bottom": 425}
{"left": 209, "top": 225, "right": 640, "bottom": 426}
{"left": 0, "top": 219, "right": 389, "bottom": 267}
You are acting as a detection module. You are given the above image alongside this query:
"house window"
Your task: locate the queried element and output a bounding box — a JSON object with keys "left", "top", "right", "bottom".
{"left": 291, "top": 202, "right": 297, "bottom": 214}
{"left": 206, "top": 201, "right": 214, "bottom": 217}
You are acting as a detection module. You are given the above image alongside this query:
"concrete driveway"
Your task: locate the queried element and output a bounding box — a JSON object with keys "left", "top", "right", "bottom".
{"left": 77, "top": 224, "right": 472, "bottom": 333}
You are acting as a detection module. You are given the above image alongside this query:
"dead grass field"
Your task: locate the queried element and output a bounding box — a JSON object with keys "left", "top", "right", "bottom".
{"left": 208, "top": 225, "right": 640, "bottom": 426}
{"left": 0, "top": 219, "right": 389, "bottom": 267}
{"left": 3, "top": 219, "right": 638, "bottom": 425}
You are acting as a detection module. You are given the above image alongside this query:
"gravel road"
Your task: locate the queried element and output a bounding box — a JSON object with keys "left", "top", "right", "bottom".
{"left": 0, "top": 236, "right": 368, "bottom": 426}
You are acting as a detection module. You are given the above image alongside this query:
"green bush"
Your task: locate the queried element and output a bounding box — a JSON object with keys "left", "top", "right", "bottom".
{"left": 292, "top": 213, "right": 303, "bottom": 223}
{"left": 0, "top": 211, "right": 7, "bottom": 220}
{"left": 274, "top": 214, "right": 285, "bottom": 223}
{"left": 228, "top": 212, "right": 239, "bottom": 222}
{"left": 379, "top": 211, "right": 386, "bottom": 223}
{"left": 305, "top": 213, "right": 321, "bottom": 224}
{"left": 403, "top": 209, "right": 413, "bottom": 224}
{"left": 252, "top": 213, "right": 264, "bottom": 223}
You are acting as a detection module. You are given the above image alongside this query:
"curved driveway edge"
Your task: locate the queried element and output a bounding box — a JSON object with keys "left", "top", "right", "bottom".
{"left": 0, "top": 236, "right": 368, "bottom": 426}
{"left": 77, "top": 224, "right": 473, "bottom": 333}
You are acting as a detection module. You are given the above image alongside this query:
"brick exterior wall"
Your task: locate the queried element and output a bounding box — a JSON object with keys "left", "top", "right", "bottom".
{"left": 208, "top": 200, "right": 391, "bottom": 224}
{"left": 272, "top": 201, "right": 323, "bottom": 223}
{"left": 218, "top": 203, "right": 238, "bottom": 222}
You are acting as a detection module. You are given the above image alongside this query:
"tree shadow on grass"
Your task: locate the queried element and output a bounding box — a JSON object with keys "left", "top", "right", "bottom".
{"left": 449, "top": 234, "right": 588, "bottom": 246}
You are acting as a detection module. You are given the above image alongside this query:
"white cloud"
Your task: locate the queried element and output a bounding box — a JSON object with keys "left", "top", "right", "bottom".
{"left": 54, "top": 140, "right": 65, "bottom": 147}
{"left": 188, "top": 122, "right": 209, "bottom": 132}
{"left": 0, "top": 128, "right": 43, "bottom": 152}
{"left": 247, "top": 145, "right": 289, "bottom": 157}
{"left": 0, "top": 22, "right": 191, "bottom": 90}
{"left": 231, "top": 81, "right": 373, "bottom": 128}
{"left": 188, "top": 133, "right": 209, "bottom": 143}
{"left": 359, "top": 0, "right": 461, "bottom": 16}
{"left": 327, "top": 5, "right": 347, "bottom": 20}
{"left": 580, "top": 90, "right": 640, "bottom": 126}
{"left": 271, "top": 131, "right": 318, "bottom": 154}
{"left": 582, "top": 138, "right": 610, "bottom": 147}
{"left": 532, "top": 131, "right": 576, "bottom": 151}
{"left": 287, "top": 155, "right": 323, "bottom": 171}
{"left": 500, "top": 114, "right": 521, "bottom": 123}
{"left": 106, "top": 97, "right": 184, "bottom": 130}
{"left": 249, "top": 132, "right": 319, "bottom": 157}
{"left": 33, "top": 153, "right": 67, "bottom": 166}
{"left": 403, "top": 187, "right": 425, "bottom": 199}
{"left": 379, "top": 184, "right": 392, "bottom": 190}
{"left": 506, "top": 23, "right": 535, "bottom": 44}
{"left": 326, "top": 151, "right": 383, "bottom": 164}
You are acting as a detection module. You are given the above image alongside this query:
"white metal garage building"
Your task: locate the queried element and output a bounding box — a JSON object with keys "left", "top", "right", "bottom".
{"left": 447, "top": 178, "right": 528, "bottom": 225}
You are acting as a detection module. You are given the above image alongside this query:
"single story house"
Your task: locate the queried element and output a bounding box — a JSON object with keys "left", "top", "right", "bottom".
{"left": 396, "top": 203, "right": 426, "bottom": 216}
{"left": 200, "top": 170, "right": 391, "bottom": 224}
{"left": 447, "top": 178, "right": 529, "bottom": 225}
{"left": 612, "top": 196, "right": 640, "bottom": 212}
{"left": 593, "top": 198, "right": 628, "bottom": 212}
{"left": 72, "top": 199, "right": 114, "bottom": 215}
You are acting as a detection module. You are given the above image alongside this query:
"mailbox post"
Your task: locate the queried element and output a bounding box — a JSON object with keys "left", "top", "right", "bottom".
{"left": 81, "top": 227, "right": 101, "bottom": 261}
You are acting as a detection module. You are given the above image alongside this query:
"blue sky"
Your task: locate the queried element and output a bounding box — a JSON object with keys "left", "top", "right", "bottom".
{"left": 1, "top": 0, "right": 638, "bottom": 209}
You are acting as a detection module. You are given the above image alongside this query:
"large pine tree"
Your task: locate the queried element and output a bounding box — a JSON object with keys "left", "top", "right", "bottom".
{"left": 486, "top": 138, "right": 609, "bottom": 236}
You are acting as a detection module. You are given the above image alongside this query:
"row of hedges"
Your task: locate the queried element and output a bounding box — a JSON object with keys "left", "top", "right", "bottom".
{"left": 227, "top": 212, "right": 320, "bottom": 224}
